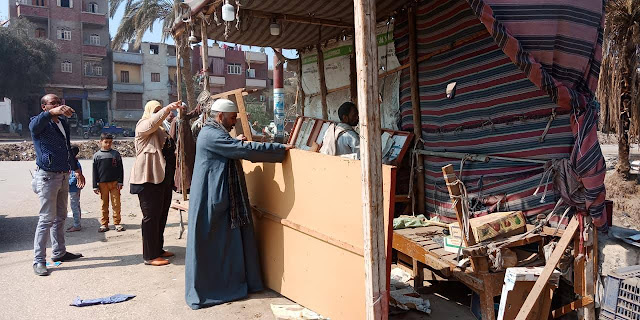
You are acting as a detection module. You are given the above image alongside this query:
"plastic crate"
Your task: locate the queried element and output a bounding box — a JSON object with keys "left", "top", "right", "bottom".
{"left": 602, "top": 265, "right": 640, "bottom": 320}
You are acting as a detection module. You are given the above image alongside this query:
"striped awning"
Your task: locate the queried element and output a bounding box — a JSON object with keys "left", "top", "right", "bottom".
{"left": 176, "top": 0, "right": 409, "bottom": 49}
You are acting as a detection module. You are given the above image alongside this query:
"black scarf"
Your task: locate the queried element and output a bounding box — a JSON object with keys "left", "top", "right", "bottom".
{"left": 206, "top": 120, "right": 252, "bottom": 229}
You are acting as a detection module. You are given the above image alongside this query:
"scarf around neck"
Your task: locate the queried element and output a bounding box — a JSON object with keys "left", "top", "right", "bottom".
{"left": 207, "top": 120, "right": 252, "bottom": 229}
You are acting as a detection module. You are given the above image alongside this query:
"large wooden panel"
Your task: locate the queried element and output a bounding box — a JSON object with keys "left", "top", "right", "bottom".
{"left": 244, "top": 149, "right": 393, "bottom": 320}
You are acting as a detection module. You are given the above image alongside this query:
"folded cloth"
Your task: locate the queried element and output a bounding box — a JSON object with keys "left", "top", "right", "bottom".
{"left": 393, "top": 214, "right": 449, "bottom": 229}
{"left": 70, "top": 294, "right": 135, "bottom": 307}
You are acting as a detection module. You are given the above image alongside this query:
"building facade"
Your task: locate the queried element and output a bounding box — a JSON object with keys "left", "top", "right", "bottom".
{"left": 10, "top": 0, "right": 111, "bottom": 124}
{"left": 111, "top": 42, "right": 178, "bottom": 129}
{"left": 192, "top": 45, "right": 268, "bottom": 95}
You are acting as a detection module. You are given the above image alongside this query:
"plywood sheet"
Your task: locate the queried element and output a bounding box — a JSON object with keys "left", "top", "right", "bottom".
{"left": 244, "top": 149, "right": 394, "bottom": 320}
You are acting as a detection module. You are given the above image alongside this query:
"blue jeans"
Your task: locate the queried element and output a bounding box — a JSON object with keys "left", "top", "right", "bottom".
{"left": 69, "top": 190, "right": 81, "bottom": 228}
{"left": 31, "top": 169, "right": 69, "bottom": 265}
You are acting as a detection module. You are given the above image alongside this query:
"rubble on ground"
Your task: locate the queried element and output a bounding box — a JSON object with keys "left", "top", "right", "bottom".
{"left": 0, "top": 140, "right": 136, "bottom": 161}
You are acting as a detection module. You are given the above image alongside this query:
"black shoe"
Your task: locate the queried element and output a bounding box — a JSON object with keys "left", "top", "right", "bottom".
{"left": 33, "top": 263, "right": 49, "bottom": 276}
{"left": 52, "top": 252, "right": 83, "bottom": 262}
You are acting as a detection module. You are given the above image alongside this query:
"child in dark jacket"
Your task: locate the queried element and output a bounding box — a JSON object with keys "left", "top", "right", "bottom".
{"left": 66, "top": 146, "right": 83, "bottom": 232}
{"left": 93, "top": 133, "right": 124, "bottom": 232}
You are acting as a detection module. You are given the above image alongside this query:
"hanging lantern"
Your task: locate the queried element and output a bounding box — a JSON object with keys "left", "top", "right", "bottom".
{"left": 222, "top": 0, "right": 235, "bottom": 22}
{"left": 270, "top": 18, "right": 280, "bottom": 36}
{"left": 188, "top": 29, "right": 198, "bottom": 43}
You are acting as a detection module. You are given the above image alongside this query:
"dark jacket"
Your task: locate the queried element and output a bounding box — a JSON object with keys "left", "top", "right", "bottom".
{"left": 92, "top": 149, "right": 124, "bottom": 189}
{"left": 29, "top": 111, "right": 79, "bottom": 172}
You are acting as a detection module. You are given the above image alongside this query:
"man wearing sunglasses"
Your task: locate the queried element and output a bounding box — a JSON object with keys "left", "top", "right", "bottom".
{"left": 29, "top": 94, "right": 86, "bottom": 276}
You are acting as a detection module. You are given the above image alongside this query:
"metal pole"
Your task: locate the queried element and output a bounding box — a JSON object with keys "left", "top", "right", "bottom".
{"left": 273, "top": 48, "right": 285, "bottom": 143}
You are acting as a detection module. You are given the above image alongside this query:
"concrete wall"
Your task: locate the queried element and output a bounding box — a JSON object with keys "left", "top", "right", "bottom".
{"left": 223, "top": 49, "right": 246, "bottom": 92}
{"left": 141, "top": 42, "right": 169, "bottom": 105}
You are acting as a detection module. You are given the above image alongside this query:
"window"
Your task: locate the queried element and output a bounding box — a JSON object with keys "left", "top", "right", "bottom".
{"left": 34, "top": 0, "right": 46, "bottom": 6}
{"left": 88, "top": 2, "right": 98, "bottom": 13}
{"left": 149, "top": 45, "right": 159, "bottom": 55}
{"left": 84, "top": 61, "right": 102, "bottom": 76}
{"left": 120, "top": 71, "right": 129, "bottom": 83}
{"left": 246, "top": 68, "right": 256, "bottom": 78}
{"left": 35, "top": 28, "right": 46, "bottom": 38}
{"left": 58, "top": 0, "right": 72, "bottom": 8}
{"left": 89, "top": 34, "right": 100, "bottom": 45}
{"left": 151, "top": 73, "right": 160, "bottom": 82}
{"left": 61, "top": 61, "right": 72, "bottom": 73}
{"left": 57, "top": 29, "right": 71, "bottom": 40}
{"left": 116, "top": 93, "right": 143, "bottom": 110}
{"left": 227, "top": 63, "right": 241, "bottom": 75}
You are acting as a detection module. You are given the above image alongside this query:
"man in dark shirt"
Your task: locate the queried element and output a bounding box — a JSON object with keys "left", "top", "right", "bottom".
{"left": 30, "top": 94, "right": 85, "bottom": 276}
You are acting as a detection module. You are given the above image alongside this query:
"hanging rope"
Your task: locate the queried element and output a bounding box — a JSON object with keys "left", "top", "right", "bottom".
{"left": 408, "top": 137, "right": 425, "bottom": 215}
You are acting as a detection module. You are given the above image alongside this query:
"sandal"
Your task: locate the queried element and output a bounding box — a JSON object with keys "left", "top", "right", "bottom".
{"left": 115, "top": 225, "right": 125, "bottom": 232}
{"left": 98, "top": 225, "right": 109, "bottom": 233}
{"left": 66, "top": 226, "right": 81, "bottom": 232}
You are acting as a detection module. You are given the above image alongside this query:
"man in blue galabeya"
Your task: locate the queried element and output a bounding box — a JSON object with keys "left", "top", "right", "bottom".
{"left": 185, "top": 98, "right": 294, "bottom": 309}
{"left": 29, "top": 94, "right": 86, "bottom": 276}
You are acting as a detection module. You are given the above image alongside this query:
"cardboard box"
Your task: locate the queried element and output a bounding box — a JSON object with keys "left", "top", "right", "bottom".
{"left": 447, "top": 211, "right": 526, "bottom": 243}
{"left": 443, "top": 235, "right": 465, "bottom": 253}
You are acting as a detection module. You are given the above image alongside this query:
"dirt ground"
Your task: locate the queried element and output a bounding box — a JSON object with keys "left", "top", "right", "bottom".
{"left": 0, "top": 159, "right": 473, "bottom": 320}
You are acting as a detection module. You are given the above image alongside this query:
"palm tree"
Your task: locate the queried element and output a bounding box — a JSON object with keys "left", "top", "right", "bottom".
{"left": 109, "top": 0, "right": 196, "bottom": 109}
{"left": 598, "top": 0, "right": 640, "bottom": 179}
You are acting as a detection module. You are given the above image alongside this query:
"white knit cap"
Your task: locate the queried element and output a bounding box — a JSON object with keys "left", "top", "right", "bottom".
{"left": 211, "top": 99, "right": 238, "bottom": 112}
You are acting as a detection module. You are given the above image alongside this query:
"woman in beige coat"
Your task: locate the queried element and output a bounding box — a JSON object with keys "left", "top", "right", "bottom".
{"left": 130, "top": 100, "right": 182, "bottom": 266}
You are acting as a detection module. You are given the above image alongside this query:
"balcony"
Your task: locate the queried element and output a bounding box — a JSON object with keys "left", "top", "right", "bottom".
{"left": 83, "top": 76, "right": 107, "bottom": 88}
{"left": 16, "top": 4, "right": 49, "bottom": 20}
{"left": 167, "top": 56, "right": 177, "bottom": 67}
{"left": 209, "top": 76, "right": 225, "bottom": 87}
{"left": 114, "top": 82, "right": 144, "bottom": 93}
{"left": 113, "top": 52, "right": 143, "bottom": 64}
{"left": 245, "top": 78, "right": 267, "bottom": 88}
{"left": 81, "top": 12, "right": 107, "bottom": 26}
{"left": 113, "top": 110, "right": 143, "bottom": 122}
{"left": 83, "top": 45, "right": 107, "bottom": 57}
{"left": 208, "top": 46, "right": 226, "bottom": 58}
{"left": 245, "top": 51, "right": 267, "bottom": 64}
{"left": 169, "top": 82, "right": 178, "bottom": 96}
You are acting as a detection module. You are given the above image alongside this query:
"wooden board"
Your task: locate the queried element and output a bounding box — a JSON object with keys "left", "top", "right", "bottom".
{"left": 244, "top": 149, "right": 394, "bottom": 320}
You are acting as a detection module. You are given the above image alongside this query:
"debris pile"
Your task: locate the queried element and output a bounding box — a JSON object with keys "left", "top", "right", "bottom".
{"left": 389, "top": 267, "right": 431, "bottom": 314}
{"left": 0, "top": 140, "right": 136, "bottom": 161}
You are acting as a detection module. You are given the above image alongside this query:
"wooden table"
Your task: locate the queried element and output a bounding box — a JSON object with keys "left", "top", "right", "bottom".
{"left": 393, "top": 226, "right": 508, "bottom": 320}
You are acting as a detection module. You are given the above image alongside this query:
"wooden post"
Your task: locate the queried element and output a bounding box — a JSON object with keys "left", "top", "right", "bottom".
{"left": 350, "top": 36, "right": 358, "bottom": 105}
{"left": 442, "top": 164, "right": 476, "bottom": 246}
{"left": 354, "top": 0, "right": 387, "bottom": 318}
{"left": 200, "top": 18, "right": 210, "bottom": 93}
{"left": 176, "top": 52, "right": 187, "bottom": 201}
{"left": 297, "top": 53, "right": 305, "bottom": 116}
{"left": 408, "top": 6, "right": 425, "bottom": 215}
{"left": 235, "top": 91, "right": 253, "bottom": 141}
{"left": 316, "top": 44, "right": 329, "bottom": 120}
{"left": 515, "top": 217, "right": 580, "bottom": 320}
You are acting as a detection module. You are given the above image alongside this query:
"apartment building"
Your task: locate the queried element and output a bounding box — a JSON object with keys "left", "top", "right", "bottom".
{"left": 192, "top": 45, "right": 268, "bottom": 95}
{"left": 111, "top": 42, "right": 178, "bottom": 129}
{"left": 111, "top": 43, "right": 268, "bottom": 130}
{"left": 10, "top": 0, "right": 111, "bottom": 123}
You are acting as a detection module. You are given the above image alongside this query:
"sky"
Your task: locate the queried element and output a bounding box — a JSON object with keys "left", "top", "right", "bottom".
{"left": 0, "top": 0, "right": 297, "bottom": 69}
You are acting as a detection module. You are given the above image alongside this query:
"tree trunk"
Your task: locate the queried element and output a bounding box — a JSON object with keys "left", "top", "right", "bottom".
{"left": 616, "top": 36, "right": 634, "bottom": 179}
{"left": 177, "top": 37, "right": 196, "bottom": 111}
